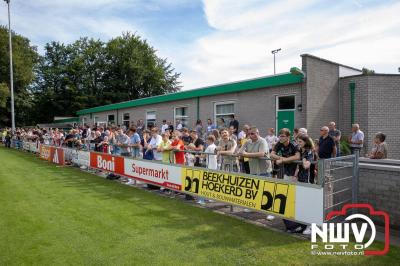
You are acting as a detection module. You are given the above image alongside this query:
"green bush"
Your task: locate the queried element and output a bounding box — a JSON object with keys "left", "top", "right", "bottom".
{"left": 340, "top": 140, "right": 351, "bottom": 155}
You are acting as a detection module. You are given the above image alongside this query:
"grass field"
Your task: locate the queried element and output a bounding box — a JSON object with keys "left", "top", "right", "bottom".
{"left": 0, "top": 146, "right": 399, "bottom": 265}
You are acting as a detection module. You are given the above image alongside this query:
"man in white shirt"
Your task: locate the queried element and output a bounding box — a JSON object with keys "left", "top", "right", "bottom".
{"left": 176, "top": 120, "right": 183, "bottom": 131}
{"left": 161, "top": 120, "right": 169, "bottom": 134}
{"left": 148, "top": 127, "right": 163, "bottom": 161}
{"left": 204, "top": 135, "right": 218, "bottom": 170}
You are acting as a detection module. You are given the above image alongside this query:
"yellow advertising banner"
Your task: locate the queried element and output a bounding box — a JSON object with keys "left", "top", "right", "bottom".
{"left": 181, "top": 168, "right": 295, "bottom": 219}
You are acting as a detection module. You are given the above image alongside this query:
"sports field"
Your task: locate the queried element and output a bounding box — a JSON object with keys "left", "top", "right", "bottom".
{"left": 0, "top": 147, "right": 399, "bottom": 265}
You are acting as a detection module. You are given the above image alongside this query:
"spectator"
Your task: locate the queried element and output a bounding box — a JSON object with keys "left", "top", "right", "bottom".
{"left": 217, "top": 117, "right": 226, "bottom": 129}
{"left": 229, "top": 114, "right": 239, "bottom": 136}
{"left": 348, "top": 123, "right": 364, "bottom": 154}
{"left": 206, "top": 118, "right": 216, "bottom": 136}
{"left": 216, "top": 128, "right": 238, "bottom": 172}
{"left": 5, "top": 130, "right": 11, "bottom": 148}
{"left": 167, "top": 121, "right": 174, "bottom": 135}
{"left": 229, "top": 126, "right": 238, "bottom": 142}
{"left": 128, "top": 127, "right": 141, "bottom": 158}
{"left": 318, "top": 126, "right": 336, "bottom": 159}
{"left": 204, "top": 135, "right": 218, "bottom": 170}
{"left": 176, "top": 119, "right": 183, "bottom": 131}
{"left": 211, "top": 129, "right": 220, "bottom": 146}
{"left": 157, "top": 132, "right": 171, "bottom": 163}
{"left": 328, "top": 121, "right": 341, "bottom": 157}
{"left": 237, "top": 127, "right": 271, "bottom": 176}
{"left": 141, "top": 130, "right": 153, "bottom": 160}
{"left": 265, "top": 128, "right": 279, "bottom": 152}
{"left": 115, "top": 128, "right": 131, "bottom": 156}
{"left": 195, "top": 119, "right": 203, "bottom": 137}
{"left": 270, "top": 128, "right": 300, "bottom": 180}
{"left": 238, "top": 125, "right": 250, "bottom": 143}
{"left": 189, "top": 130, "right": 205, "bottom": 167}
{"left": 181, "top": 128, "right": 192, "bottom": 145}
{"left": 148, "top": 127, "right": 163, "bottom": 161}
{"left": 161, "top": 120, "right": 169, "bottom": 134}
{"left": 170, "top": 131, "right": 185, "bottom": 164}
{"left": 367, "top": 132, "right": 388, "bottom": 159}
{"left": 136, "top": 119, "right": 144, "bottom": 137}
{"left": 291, "top": 134, "right": 316, "bottom": 234}
{"left": 270, "top": 128, "right": 301, "bottom": 228}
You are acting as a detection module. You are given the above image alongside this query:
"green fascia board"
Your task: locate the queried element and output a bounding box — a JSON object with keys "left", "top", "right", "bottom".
{"left": 77, "top": 71, "right": 303, "bottom": 115}
{"left": 54, "top": 117, "right": 79, "bottom": 123}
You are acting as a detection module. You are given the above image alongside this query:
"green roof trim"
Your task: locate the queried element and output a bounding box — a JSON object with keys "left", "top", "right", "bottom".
{"left": 77, "top": 71, "right": 303, "bottom": 115}
{"left": 53, "top": 117, "right": 79, "bottom": 123}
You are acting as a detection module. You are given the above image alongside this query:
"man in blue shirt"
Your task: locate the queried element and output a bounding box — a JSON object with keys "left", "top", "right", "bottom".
{"left": 128, "top": 127, "right": 141, "bottom": 158}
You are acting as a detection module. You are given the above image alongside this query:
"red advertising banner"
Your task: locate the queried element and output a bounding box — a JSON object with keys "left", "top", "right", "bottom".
{"left": 40, "top": 145, "right": 65, "bottom": 165}
{"left": 89, "top": 152, "right": 124, "bottom": 175}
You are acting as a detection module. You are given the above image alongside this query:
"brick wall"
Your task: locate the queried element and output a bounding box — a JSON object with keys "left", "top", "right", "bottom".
{"left": 358, "top": 163, "right": 400, "bottom": 229}
{"left": 340, "top": 75, "right": 400, "bottom": 159}
{"left": 302, "top": 55, "right": 340, "bottom": 138}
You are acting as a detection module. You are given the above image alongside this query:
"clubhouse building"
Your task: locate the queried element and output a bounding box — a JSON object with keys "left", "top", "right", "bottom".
{"left": 76, "top": 54, "right": 400, "bottom": 159}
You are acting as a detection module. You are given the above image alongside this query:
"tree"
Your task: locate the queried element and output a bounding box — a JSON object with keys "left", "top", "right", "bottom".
{"left": 362, "top": 67, "right": 375, "bottom": 75}
{"left": 102, "top": 32, "right": 181, "bottom": 104}
{"left": 33, "top": 32, "right": 181, "bottom": 123}
{"left": 0, "top": 26, "right": 39, "bottom": 127}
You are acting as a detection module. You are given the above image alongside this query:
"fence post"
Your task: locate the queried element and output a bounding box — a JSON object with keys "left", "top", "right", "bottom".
{"left": 352, "top": 152, "right": 359, "bottom": 204}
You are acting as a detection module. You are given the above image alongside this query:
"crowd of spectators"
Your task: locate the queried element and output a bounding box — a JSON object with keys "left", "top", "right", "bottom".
{"left": 1, "top": 118, "right": 388, "bottom": 235}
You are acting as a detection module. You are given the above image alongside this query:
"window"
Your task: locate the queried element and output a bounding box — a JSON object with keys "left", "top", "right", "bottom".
{"left": 122, "top": 113, "right": 130, "bottom": 128}
{"left": 278, "top": 95, "right": 295, "bottom": 110}
{"left": 174, "top": 107, "right": 189, "bottom": 128}
{"left": 146, "top": 111, "right": 156, "bottom": 129}
{"left": 215, "top": 102, "right": 235, "bottom": 128}
{"left": 108, "top": 114, "right": 115, "bottom": 125}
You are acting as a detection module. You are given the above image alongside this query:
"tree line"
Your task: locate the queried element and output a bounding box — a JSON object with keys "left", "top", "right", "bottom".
{"left": 0, "top": 26, "right": 181, "bottom": 127}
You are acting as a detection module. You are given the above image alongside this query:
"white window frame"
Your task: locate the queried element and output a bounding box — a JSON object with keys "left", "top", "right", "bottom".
{"left": 146, "top": 110, "right": 157, "bottom": 129}
{"left": 214, "top": 101, "right": 236, "bottom": 127}
{"left": 174, "top": 106, "right": 189, "bottom": 128}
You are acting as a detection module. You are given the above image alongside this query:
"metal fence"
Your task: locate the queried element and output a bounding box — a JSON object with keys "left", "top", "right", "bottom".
{"left": 7, "top": 139, "right": 360, "bottom": 225}
{"left": 318, "top": 153, "right": 359, "bottom": 222}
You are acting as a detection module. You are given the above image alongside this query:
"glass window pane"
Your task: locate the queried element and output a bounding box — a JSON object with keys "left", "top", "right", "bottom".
{"left": 123, "top": 113, "right": 130, "bottom": 120}
{"left": 278, "top": 96, "right": 295, "bottom": 110}
{"left": 216, "top": 104, "right": 234, "bottom": 114}
{"left": 175, "top": 107, "right": 187, "bottom": 117}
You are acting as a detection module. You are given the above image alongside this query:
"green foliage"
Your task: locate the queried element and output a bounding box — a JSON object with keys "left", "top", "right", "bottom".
{"left": 362, "top": 67, "right": 375, "bottom": 75}
{"left": 1, "top": 26, "right": 181, "bottom": 126}
{"left": 340, "top": 139, "right": 351, "bottom": 155}
{"left": 33, "top": 33, "right": 181, "bottom": 123}
{"left": 0, "top": 26, "right": 39, "bottom": 127}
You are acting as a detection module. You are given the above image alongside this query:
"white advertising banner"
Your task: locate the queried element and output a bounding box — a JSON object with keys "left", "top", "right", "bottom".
{"left": 74, "top": 151, "right": 90, "bottom": 167}
{"left": 123, "top": 158, "right": 182, "bottom": 190}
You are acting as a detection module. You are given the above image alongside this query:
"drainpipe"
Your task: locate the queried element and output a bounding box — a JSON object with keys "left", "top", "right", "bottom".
{"left": 196, "top": 97, "right": 200, "bottom": 121}
{"left": 349, "top": 81, "right": 356, "bottom": 126}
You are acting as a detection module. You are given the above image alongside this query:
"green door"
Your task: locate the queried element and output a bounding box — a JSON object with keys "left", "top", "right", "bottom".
{"left": 277, "top": 110, "right": 294, "bottom": 133}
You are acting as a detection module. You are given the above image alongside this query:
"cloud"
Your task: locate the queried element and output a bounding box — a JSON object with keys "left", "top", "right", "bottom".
{"left": 177, "top": 0, "right": 400, "bottom": 89}
{"left": 1, "top": 0, "right": 399, "bottom": 91}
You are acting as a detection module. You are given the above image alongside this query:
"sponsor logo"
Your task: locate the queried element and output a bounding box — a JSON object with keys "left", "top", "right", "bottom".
{"left": 311, "top": 204, "right": 390, "bottom": 256}
{"left": 97, "top": 155, "right": 115, "bottom": 171}
{"left": 131, "top": 162, "right": 169, "bottom": 179}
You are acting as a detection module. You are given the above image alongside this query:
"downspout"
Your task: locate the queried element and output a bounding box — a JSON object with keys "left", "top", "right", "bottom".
{"left": 196, "top": 97, "right": 200, "bottom": 121}
{"left": 349, "top": 81, "right": 356, "bottom": 126}
{"left": 117, "top": 109, "right": 119, "bottom": 126}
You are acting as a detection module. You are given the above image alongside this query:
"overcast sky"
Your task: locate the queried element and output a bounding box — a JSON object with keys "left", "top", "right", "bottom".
{"left": 1, "top": 0, "right": 399, "bottom": 90}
